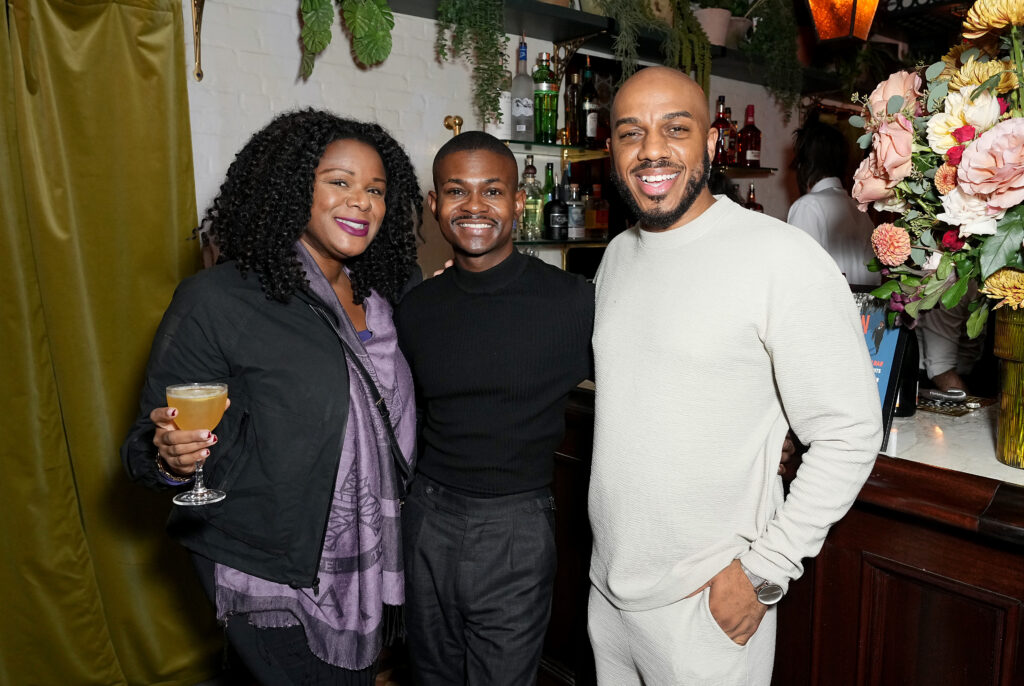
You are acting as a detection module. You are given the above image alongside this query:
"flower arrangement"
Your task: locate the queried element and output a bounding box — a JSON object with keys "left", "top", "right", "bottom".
{"left": 849, "top": 0, "right": 1024, "bottom": 338}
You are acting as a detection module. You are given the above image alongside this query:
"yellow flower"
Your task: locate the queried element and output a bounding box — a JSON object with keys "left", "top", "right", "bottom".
{"left": 939, "top": 42, "right": 999, "bottom": 80}
{"left": 982, "top": 268, "right": 1024, "bottom": 309}
{"left": 949, "top": 56, "right": 1019, "bottom": 94}
{"left": 963, "top": 0, "right": 1024, "bottom": 39}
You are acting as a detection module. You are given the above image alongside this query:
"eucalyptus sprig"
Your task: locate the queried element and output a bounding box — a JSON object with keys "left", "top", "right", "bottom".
{"left": 300, "top": 0, "right": 395, "bottom": 79}
{"left": 435, "top": 0, "right": 509, "bottom": 125}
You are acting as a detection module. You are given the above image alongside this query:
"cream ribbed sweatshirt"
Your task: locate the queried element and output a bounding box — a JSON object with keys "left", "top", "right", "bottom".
{"left": 589, "top": 196, "right": 882, "bottom": 611}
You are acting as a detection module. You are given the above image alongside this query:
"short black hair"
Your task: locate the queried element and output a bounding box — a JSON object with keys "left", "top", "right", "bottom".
{"left": 432, "top": 131, "right": 518, "bottom": 185}
{"left": 792, "top": 118, "right": 849, "bottom": 193}
{"left": 200, "top": 109, "right": 421, "bottom": 304}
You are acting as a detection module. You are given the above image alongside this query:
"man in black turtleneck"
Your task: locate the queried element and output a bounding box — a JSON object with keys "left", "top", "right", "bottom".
{"left": 394, "top": 132, "right": 594, "bottom": 686}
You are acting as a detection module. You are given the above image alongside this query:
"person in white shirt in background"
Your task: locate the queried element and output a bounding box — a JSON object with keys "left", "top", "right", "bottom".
{"left": 787, "top": 118, "right": 879, "bottom": 287}
{"left": 787, "top": 118, "right": 981, "bottom": 392}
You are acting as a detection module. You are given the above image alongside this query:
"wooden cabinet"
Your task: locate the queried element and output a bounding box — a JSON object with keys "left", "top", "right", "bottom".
{"left": 543, "top": 389, "right": 1024, "bottom": 686}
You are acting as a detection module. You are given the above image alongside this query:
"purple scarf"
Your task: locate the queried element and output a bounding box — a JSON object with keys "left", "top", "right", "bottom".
{"left": 214, "top": 243, "right": 416, "bottom": 670}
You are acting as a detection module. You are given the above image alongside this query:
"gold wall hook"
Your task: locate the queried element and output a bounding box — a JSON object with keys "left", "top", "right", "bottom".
{"left": 444, "top": 115, "right": 463, "bottom": 136}
{"left": 191, "top": 0, "right": 205, "bottom": 81}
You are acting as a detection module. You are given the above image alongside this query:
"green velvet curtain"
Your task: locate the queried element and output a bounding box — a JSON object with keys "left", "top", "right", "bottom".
{"left": 1, "top": 1, "right": 221, "bottom": 683}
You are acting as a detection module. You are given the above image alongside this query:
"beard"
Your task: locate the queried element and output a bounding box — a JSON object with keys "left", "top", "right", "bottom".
{"left": 611, "top": 149, "right": 711, "bottom": 231}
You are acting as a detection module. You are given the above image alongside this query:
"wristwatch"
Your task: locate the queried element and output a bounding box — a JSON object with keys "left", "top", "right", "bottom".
{"left": 741, "top": 566, "right": 784, "bottom": 606}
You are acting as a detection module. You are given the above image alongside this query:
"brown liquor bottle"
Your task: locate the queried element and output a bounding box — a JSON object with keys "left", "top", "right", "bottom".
{"left": 711, "top": 96, "right": 731, "bottom": 166}
{"left": 744, "top": 183, "right": 764, "bottom": 213}
{"left": 737, "top": 104, "right": 761, "bottom": 168}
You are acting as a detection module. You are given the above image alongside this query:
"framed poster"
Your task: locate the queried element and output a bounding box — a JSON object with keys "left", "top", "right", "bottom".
{"left": 854, "top": 292, "right": 909, "bottom": 452}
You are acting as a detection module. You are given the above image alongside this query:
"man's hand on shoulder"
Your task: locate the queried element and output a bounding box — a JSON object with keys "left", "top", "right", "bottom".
{"left": 688, "top": 559, "right": 767, "bottom": 646}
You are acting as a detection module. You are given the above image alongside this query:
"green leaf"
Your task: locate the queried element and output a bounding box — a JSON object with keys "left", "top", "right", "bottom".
{"left": 910, "top": 247, "right": 926, "bottom": 266}
{"left": 925, "top": 60, "right": 945, "bottom": 81}
{"left": 970, "top": 72, "right": 1003, "bottom": 101}
{"left": 354, "top": 31, "right": 392, "bottom": 65}
{"left": 887, "top": 310, "right": 898, "bottom": 327}
{"left": 871, "top": 280, "right": 901, "bottom": 299}
{"left": 967, "top": 303, "right": 989, "bottom": 338}
{"left": 372, "top": 0, "right": 395, "bottom": 30}
{"left": 980, "top": 209, "right": 1024, "bottom": 278}
{"left": 300, "top": 50, "right": 316, "bottom": 79}
{"left": 917, "top": 285, "right": 946, "bottom": 313}
{"left": 302, "top": 23, "right": 332, "bottom": 54}
{"left": 303, "top": 0, "right": 333, "bottom": 32}
{"left": 927, "top": 80, "right": 948, "bottom": 112}
{"left": 887, "top": 94, "right": 905, "bottom": 114}
{"left": 857, "top": 132, "right": 872, "bottom": 149}
{"left": 936, "top": 252, "right": 954, "bottom": 280}
{"left": 905, "top": 209, "right": 921, "bottom": 221}
{"left": 344, "top": 1, "right": 373, "bottom": 36}
{"left": 941, "top": 275, "right": 971, "bottom": 310}
{"left": 848, "top": 114, "right": 866, "bottom": 128}
{"left": 962, "top": 47, "right": 979, "bottom": 62}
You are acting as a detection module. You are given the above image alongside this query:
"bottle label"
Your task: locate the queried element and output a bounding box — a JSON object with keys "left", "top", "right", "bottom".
{"left": 568, "top": 205, "right": 585, "bottom": 229}
{"left": 746, "top": 149, "right": 761, "bottom": 161}
{"left": 512, "top": 97, "right": 534, "bottom": 117}
{"left": 586, "top": 112, "right": 598, "bottom": 138}
{"left": 519, "top": 43, "right": 527, "bottom": 62}
{"left": 548, "top": 213, "right": 567, "bottom": 228}
{"left": 534, "top": 83, "right": 558, "bottom": 93}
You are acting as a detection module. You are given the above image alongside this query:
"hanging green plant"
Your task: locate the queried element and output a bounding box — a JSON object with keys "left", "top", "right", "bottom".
{"left": 435, "top": 0, "right": 509, "bottom": 124}
{"left": 595, "top": 0, "right": 711, "bottom": 92}
{"left": 300, "top": 0, "right": 395, "bottom": 78}
{"left": 663, "top": 0, "right": 712, "bottom": 95}
{"left": 739, "top": 0, "right": 802, "bottom": 119}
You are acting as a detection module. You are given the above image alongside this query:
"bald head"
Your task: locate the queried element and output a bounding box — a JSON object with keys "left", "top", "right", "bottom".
{"left": 612, "top": 67, "right": 711, "bottom": 133}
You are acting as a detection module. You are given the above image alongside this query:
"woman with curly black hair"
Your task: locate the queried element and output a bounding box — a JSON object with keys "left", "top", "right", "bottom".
{"left": 121, "top": 109, "right": 422, "bottom": 684}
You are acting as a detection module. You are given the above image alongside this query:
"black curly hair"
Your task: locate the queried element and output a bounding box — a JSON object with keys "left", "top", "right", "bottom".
{"left": 199, "top": 109, "right": 422, "bottom": 304}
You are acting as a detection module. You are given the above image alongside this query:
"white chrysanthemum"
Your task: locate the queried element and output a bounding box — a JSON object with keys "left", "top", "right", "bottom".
{"left": 927, "top": 111, "right": 964, "bottom": 154}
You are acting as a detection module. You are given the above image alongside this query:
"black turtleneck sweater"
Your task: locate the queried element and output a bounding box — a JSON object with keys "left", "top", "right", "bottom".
{"left": 395, "top": 250, "right": 594, "bottom": 496}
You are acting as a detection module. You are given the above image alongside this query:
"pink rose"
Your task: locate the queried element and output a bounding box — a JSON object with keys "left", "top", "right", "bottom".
{"left": 958, "top": 118, "right": 1024, "bottom": 211}
{"left": 948, "top": 145, "right": 965, "bottom": 166}
{"left": 873, "top": 114, "right": 914, "bottom": 185}
{"left": 868, "top": 71, "right": 923, "bottom": 119}
{"left": 953, "top": 125, "right": 976, "bottom": 143}
{"left": 852, "top": 154, "right": 893, "bottom": 211}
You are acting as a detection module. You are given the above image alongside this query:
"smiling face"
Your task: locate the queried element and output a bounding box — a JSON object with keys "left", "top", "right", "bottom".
{"left": 609, "top": 67, "right": 718, "bottom": 231}
{"left": 300, "top": 138, "right": 386, "bottom": 270}
{"left": 429, "top": 149, "right": 525, "bottom": 272}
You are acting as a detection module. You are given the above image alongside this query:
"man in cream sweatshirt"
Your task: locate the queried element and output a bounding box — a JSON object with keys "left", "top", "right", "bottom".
{"left": 588, "top": 67, "right": 882, "bottom": 685}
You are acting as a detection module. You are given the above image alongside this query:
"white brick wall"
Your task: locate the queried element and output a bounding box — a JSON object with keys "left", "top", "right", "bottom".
{"left": 182, "top": 2, "right": 798, "bottom": 275}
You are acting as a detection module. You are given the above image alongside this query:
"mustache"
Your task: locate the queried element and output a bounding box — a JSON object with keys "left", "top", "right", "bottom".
{"left": 629, "top": 161, "right": 684, "bottom": 175}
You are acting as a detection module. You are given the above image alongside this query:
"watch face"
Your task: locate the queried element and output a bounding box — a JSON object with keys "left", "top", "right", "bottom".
{"left": 757, "top": 583, "right": 784, "bottom": 605}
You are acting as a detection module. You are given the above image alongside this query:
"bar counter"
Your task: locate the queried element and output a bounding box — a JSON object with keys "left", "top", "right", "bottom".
{"left": 539, "top": 388, "right": 1024, "bottom": 686}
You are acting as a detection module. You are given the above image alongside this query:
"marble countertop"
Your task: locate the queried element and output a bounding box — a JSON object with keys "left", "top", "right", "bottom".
{"left": 883, "top": 404, "right": 1024, "bottom": 487}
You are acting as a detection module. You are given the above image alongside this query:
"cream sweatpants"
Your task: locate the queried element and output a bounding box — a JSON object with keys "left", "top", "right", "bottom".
{"left": 588, "top": 584, "right": 777, "bottom": 686}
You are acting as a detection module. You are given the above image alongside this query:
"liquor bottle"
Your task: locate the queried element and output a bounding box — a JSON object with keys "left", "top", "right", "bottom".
{"left": 543, "top": 182, "right": 568, "bottom": 241}
{"left": 744, "top": 183, "right": 764, "bottom": 212}
{"left": 737, "top": 104, "right": 762, "bottom": 168}
{"left": 585, "top": 183, "right": 610, "bottom": 240}
{"left": 533, "top": 52, "right": 559, "bottom": 144}
{"left": 581, "top": 56, "right": 601, "bottom": 149}
{"left": 725, "top": 108, "right": 738, "bottom": 165}
{"left": 541, "top": 162, "right": 557, "bottom": 203}
{"left": 712, "top": 96, "right": 731, "bottom": 166}
{"left": 510, "top": 34, "right": 534, "bottom": 142}
{"left": 894, "top": 330, "right": 919, "bottom": 417}
{"left": 520, "top": 155, "right": 543, "bottom": 240}
{"left": 565, "top": 73, "right": 582, "bottom": 146}
{"left": 566, "top": 184, "right": 586, "bottom": 239}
